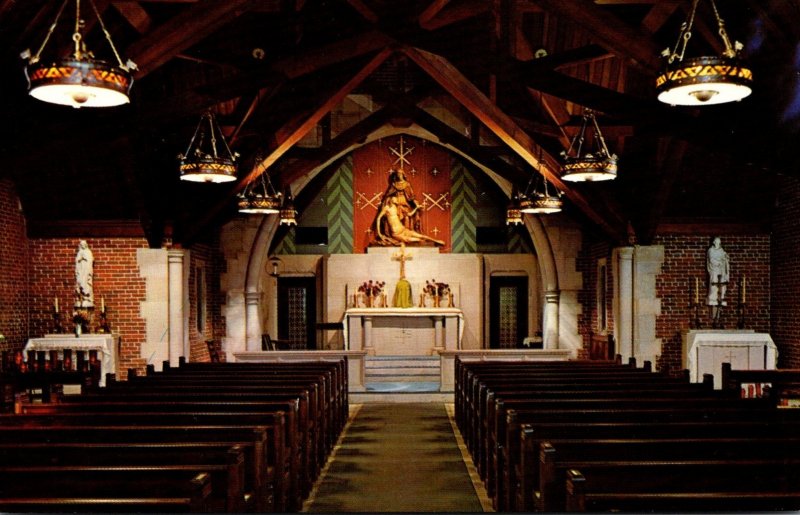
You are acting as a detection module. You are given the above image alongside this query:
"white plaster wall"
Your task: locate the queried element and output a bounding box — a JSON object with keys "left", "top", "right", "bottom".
{"left": 137, "top": 248, "right": 169, "bottom": 370}
{"left": 325, "top": 247, "right": 483, "bottom": 349}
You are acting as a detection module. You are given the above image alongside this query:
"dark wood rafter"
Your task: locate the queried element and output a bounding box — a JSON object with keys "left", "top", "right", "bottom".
{"left": 640, "top": 0, "right": 680, "bottom": 34}
{"left": 402, "top": 45, "right": 628, "bottom": 242}
{"left": 180, "top": 47, "right": 395, "bottom": 244}
{"left": 417, "top": 0, "right": 488, "bottom": 30}
{"left": 529, "top": 0, "right": 663, "bottom": 74}
{"left": 418, "top": 0, "right": 451, "bottom": 28}
{"left": 112, "top": 0, "right": 154, "bottom": 33}
{"left": 125, "top": 0, "right": 257, "bottom": 77}
{"left": 638, "top": 136, "right": 688, "bottom": 245}
{"left": 345, "top": 0, "right": 379, "bottom": 23}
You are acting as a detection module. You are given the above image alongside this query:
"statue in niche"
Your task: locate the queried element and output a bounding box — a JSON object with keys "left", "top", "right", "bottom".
{"left": 75, "top": 240, "right": 94, "bottom": 308}
{"left": 707, "top": 236, "right": 729, "bottom": 325}
{"left": 373, "top": 169, "right": 444, "bottom": 246}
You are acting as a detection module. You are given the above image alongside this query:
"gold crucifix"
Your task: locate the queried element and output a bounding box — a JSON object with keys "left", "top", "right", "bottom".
{"left": 392, "top": 243, "right": 412, "bottom": 279}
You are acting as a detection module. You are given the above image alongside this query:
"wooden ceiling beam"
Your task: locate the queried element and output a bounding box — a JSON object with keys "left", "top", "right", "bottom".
{"left": 112, "top": 0, "right": 153, "bottom": 33}
{"left": 345, "top": 0, "right": 379, "bottom": 23}
{"left": 402, "top": 45, "right": 627, "bottom": 242}
{"left": 125, "top": 0, "right": 255, "bottom": 78}
{"left": 638, "top": 136, "right": 688, "bottom": 244}
{"left": 418, "top": 0, "right": 451, "bottom": 27}
{"left": 530, "top": 0, "right": 663, "bottom": 73}
{"left": 640, "top": 1, "right": 679, "bottom": 34}
{"left": 418, "top": 0, "right": 488, "bottom": 30}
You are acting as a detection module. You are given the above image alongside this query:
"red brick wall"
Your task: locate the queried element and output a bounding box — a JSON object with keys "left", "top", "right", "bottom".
{"left": 577, "top": 236, "right": 615, "bottom": 358}
{"left": 188, "top": 241, "right": 225, "bottom": 362}
{"left": 772, "top": 177, "right": 800, "bottom": 367}
{"left": 654, "top": 234, "right": 770, "bottom": 374}
{"left": 0, "top": 179, "right": 29, "bottom": 354}
{"left": 30, "top": 238, "right": 149, "bottom": 376}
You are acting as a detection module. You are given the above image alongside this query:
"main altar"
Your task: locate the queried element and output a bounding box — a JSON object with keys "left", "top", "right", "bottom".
{"left": 683, "top": 329, "right": 777, "bottom": 388}
{"left": 344, "top": 307, "right": 463, "bottom": 355}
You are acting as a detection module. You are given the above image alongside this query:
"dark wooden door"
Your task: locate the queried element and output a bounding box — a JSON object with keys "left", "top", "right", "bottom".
{"left": 277, "top": 277, "right": 317, "bottom": 350}
{"left": 489, "top": 276, "right": 528, "bottom": 349}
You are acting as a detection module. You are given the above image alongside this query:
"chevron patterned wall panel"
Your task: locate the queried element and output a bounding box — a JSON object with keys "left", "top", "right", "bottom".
{"left": 450, "top": 161, "right": 477, "bottom": 253}
{"left": 275, "top": 227, "right": 296, "bottom": 255}
{"left": 508, "top": 227, "right": 534, "bottom": 254}
{"left": 326, "top": 157, "right": 355, "bottom": 254}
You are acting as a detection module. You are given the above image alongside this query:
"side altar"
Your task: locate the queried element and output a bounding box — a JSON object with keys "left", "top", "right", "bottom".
{"left": 344, "top": 307, "right": 463, "bottom": 356}
{"left": 683, "top": 329, "right": 777, "bottom": 388}
{"left": 24, "top": 334, "right": 118, "bottom": 387}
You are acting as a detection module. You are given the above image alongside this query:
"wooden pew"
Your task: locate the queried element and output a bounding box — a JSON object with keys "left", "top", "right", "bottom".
{"left": 564, "top": 461, "right": 800, "bottom": 512}
{"left": 538, "top": 437, "right": 800, "bottom": 512}
{"left": 721, "top": 361, "right": 800, "bottom": 404}
{"left": 0, "top": 412, "right": 288, "bottom": 512}
{"left": 0, "top": 469, "right": 213, "bottom": 513}
{"left": 0, "top": 442, "right": 257, "bottom": 512}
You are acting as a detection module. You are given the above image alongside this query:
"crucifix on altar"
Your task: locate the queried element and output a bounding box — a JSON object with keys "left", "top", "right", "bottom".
{"left": 391, "top": 244, "right": 414, "bottom": 307}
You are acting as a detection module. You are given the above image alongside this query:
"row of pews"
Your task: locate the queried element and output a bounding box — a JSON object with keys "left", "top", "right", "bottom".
{"left": 456, "top": 356, "right": 800, "bottom": 512}
{"left": 0, "top": 355, "right": 347, "bottom": 512}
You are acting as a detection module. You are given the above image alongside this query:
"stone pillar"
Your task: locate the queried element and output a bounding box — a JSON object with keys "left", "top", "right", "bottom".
{"left": 245, "top": 291, "right": 262, "bottom": 352}
{"left": 363, "top": 316, "right": 374, "bottom": 356}
{"left": 167, "top": 249, "right": 186, "bottom": 367}
{"left": 633, "top": 245, "right": 665, "bottom": 366}
{"left": 617, "top": 247, "right": 634, "bottom": 361}
{"left": 432, "top": 315, "right": 444, "bottom": 355}
{"left": 543, "top": 291, "right": 560, "bottom": 349}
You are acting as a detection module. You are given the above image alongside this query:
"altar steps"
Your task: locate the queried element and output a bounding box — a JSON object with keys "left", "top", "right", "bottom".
{"left": 364, "top": 356, "right": 440, "bottom": 382}
{"left": 351, "top": 356, "right": 452, "bottom": 403}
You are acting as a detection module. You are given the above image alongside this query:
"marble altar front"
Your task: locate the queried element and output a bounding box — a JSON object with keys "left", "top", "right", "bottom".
{"left": 24, "top": 334, "right": 118, "bottom": 386}
{"left": 344, "top": 307, "right": 463, "bottom": 355}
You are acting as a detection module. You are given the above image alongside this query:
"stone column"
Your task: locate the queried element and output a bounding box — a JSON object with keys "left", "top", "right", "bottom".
{"left": 363, "top": 316, "right": 374, "bottom": 356}
{"left": 633, "top": 245, "right": 665, "bottom": 366}
{"left": 543, "top": 291, "right": 560, "bottom": 349}
{"left": 617, "top": 247, "right": 634, "bottom": 361}
{"left": 432, "top": 315, "right": 444, "bottom": 355}
{"left": 245, "top": 291, "right": 262, "bottom": 351}
{"left": 167, "top": 249, "right": 186, "bottom": 367}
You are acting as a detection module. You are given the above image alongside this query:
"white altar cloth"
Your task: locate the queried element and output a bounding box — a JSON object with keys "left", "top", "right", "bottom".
{"left": 24, "top": 334, "right": 118, "bottom": 386}
{"left": 683, "top": 329, "right": 778, "bottom": 388}
{"left": 344, "top": 307, "right": 464, "bottom": 355}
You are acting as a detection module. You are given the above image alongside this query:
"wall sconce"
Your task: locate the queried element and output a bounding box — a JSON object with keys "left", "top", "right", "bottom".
{"left": 269, "top": 256, "right": 282, "bottom": 278}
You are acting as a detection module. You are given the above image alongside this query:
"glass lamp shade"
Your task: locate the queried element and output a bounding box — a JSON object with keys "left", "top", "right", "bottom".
{"left": 238, "top": 193, "right": 281, "bottom": 214}
{"left": 179, "top": 156, "right": 238, "bottom": 183}
{"left": 561, "top": 154, "right": 618, "bottom": 182}
{"left": 279, "top": 207, "right": 297, "bottom": 226}
{"left": 519, "top": 194, "right": 563, "bottom": 214}
{"left": 656, "top": 56, "right": 753, "bottom": 106}
{"left": 26, "top": 59, "right": 132, "bottom": 108}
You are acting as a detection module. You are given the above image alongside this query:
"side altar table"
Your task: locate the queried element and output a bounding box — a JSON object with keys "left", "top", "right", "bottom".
{"left": 24, "top": 334, "right": 118, "bottom": 387}
{"left": 683, "top": 329, "right": 777, "bottom": 389}
{"left": 344, "top": 307, "right": 463, "bottom": 356}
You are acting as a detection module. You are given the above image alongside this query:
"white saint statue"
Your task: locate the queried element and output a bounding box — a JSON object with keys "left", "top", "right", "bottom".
{"left": 75, "top": 240, "right": 94, "bottom": 308}
{"left": 706, "top": 236, "right": 729, "bottom": 306}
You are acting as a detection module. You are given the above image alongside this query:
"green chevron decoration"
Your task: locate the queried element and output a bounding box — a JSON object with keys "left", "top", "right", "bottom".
{"left": 326, "top": 157, "right": 355, "bottom": 254}
{"left": 450, "top": 161, "right": 477, "bottom": 253}
{"left": 507, "top": 227, "right": 534, "bottom": 253}
{"left": 275, "top": 227, "right": 296, "bottom": 255}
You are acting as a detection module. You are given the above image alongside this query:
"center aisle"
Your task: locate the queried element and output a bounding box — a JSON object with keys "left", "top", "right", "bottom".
{"left": 303, "top": 403, "right": 486, "bottom": 513}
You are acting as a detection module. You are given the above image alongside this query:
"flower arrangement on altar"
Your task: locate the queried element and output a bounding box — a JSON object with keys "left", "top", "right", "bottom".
{"left": 356, "top": 280, "right": 387, "bottom": 307}
{"left": 72, "top": 309, "right": 91, "bottom": 336}
{"left": 421, "top": 279, "right": 453, "bottom": 307}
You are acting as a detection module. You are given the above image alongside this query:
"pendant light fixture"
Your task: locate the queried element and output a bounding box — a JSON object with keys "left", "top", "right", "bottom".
{"left": 179, "top": 111, "right": 239, "bottom": 183}
{"left": 561, "top": 109, "right": 618, "bottom": 182}
{"left": 22, "top": 0, "right": 136, "bottom": 108}
{"left": 237, "top": 158, "right": 282, "bottom": 214}
{"left": 279, "top": 188, "right": 298, "bottom": 226}
{"left": 519, "top": 176, "right": 563, "bottom": 214}
{"left": 506, "top": 187, "right": 523, "bottom": 225}
{"left": 656, "top": 0, "right": 752, "bottom": 106}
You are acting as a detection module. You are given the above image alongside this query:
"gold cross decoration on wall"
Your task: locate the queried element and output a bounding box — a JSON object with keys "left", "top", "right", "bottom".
{"left": 422, "top": 192, "right": 450, "bottom": 211}
{"left": 389, "top": 136, "right": 414, "bottom": 168}
{"left": 356, "top": 191, "right": 382, "bottom": 210}
{"left": 392, "top": 243, "right": 412, "bottom": 279}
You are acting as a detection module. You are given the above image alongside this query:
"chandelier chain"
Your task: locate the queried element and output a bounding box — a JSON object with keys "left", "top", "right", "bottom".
{"left": 31, "top": 0, "right": 70, "bottom": 64}
{"left": 668, "top": 0, "right": 699, "bottom": 63}
{"left": 88, "top": 0, "right": 128, "bottom": 68}
{"left": 708, "top": 0, "right": 736, "bottom": 58}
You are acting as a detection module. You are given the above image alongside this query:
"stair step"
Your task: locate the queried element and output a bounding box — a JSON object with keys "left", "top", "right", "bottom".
{"left": 367, "top": 367, "right": 439, "bottom": 376}
{"left": 367, "top": 374, "right": 441, "bottom": 382}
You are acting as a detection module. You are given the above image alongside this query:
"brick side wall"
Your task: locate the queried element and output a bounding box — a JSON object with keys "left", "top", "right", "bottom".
{"left": 0, "top": 179, "right": 29, "bottom": 354}
{"left": 772, "top": 177, "right": 800, "bottom": 367}
{"left": 654, "top": 234, "right": 770, "bottom": 374}
{"left": 188, "top": 241, "right": 225, "bottom": 362}
{"left": 30, "top": 238, "right": 149, "bottom": 376}
{"left": 577, "top": 236, "right": 615, "bottom": 359}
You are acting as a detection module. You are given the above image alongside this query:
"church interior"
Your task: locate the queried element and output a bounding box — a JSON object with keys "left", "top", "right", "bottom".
{"left": 1, "top": 0, "right": 800, "bottom": 512}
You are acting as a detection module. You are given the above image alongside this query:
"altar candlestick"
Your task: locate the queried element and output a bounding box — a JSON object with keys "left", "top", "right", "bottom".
{"left": 694, "top": 278, "right": 699, "bottom": 304}
{"left": 101, "top": 296, "right": 105, "bottom": 313}
{"left": 742, "top": 276, "right": 746, "bottom": 304}
{"left": 54, "top": 297, "right": 58, "bottom": 312}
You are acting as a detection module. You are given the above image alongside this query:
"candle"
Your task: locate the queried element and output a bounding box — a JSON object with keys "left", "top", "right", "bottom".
{"left": 54, "top": 297, "right": 58, "bottom": 312}
{"left": 101, "top": 296, "right": 105, "bottom": 313}
{"left": 742, "top": 276, "right": 746, "bottom": 304}
{"left": 694, "top": 278, "right": 699, "bottom": 304}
